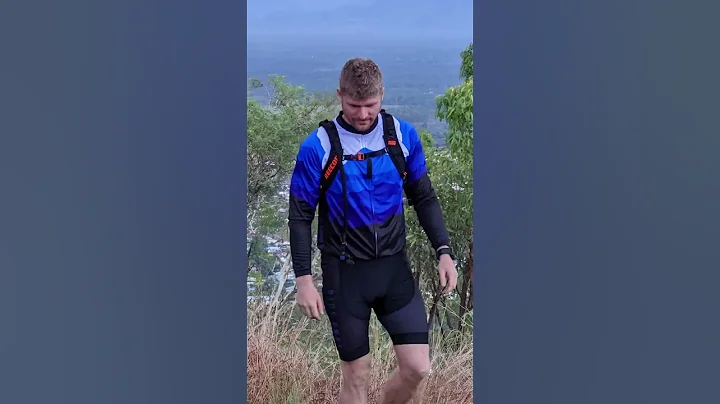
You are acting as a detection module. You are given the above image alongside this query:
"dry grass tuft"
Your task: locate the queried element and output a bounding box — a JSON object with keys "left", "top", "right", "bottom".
{"left": 247, "top": 299, "right": 473, "bottom": 404}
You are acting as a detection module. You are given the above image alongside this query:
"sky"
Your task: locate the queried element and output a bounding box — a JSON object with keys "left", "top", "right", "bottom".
{"left": 247, "top": 0, "right": 473, "bottom": 41}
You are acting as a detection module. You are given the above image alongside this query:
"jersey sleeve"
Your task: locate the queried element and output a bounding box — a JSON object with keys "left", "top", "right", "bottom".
{"left": 287, "top": 134, "right": 323, "bottom": 278}
{"left": 402, "top": 122, "right": 451, "bottom": 251}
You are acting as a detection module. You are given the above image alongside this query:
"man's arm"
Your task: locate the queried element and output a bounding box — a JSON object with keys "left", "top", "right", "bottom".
{"left": 402, "top": 123, "right": 451, "bottom": 252}
{"left": 287, "top": 136, "right": 323, "bottom": 278}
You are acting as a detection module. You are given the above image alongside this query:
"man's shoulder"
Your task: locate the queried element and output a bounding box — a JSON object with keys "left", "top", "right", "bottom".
{"left": 299, "top": 128, "right": 325, "bottom": 150}
{"left": 294, "top": 128, "right": 327, "bottom": 165}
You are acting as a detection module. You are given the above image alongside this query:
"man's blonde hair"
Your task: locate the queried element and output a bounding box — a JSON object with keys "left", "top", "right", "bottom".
{"left": 338, "top": 58, "right": 383, "bottom": 100}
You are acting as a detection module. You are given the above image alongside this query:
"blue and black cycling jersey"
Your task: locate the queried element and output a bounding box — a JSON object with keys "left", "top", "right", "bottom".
{"left": 288, "top": 111, "right": 450, "bottom": 278}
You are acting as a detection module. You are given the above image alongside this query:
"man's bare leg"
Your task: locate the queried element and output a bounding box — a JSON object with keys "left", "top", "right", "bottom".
{"left": 379, "top": 344, "right": 431, "bottom": 404}
{"left": 338, "top": 353, "right": 372, "bottom": 404}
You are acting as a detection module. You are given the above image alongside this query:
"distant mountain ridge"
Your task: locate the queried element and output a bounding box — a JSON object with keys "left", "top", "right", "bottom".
{"left": 247, "top": 0, "right": 473, "bottom": 40}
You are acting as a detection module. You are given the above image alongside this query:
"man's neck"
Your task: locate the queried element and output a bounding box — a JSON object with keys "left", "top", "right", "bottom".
{"left": 337, "top": 111, "right": 379, "bottom": 135}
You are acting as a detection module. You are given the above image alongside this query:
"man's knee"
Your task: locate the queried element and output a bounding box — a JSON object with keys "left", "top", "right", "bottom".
{"left": 394, "top": 344, "right": 431, "bottom": 384}
{"left": 399, "top": 359, "right": 431, "bottom": 383}
{"left": 341, "top": 354, "right": 372, "bottom": 389}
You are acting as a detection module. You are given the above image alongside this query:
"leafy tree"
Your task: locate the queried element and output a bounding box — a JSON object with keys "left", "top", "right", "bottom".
{"left": 246, "top": 75, "right": 337, "bottom": 272}
{"left": 459, "top": 43, "right": 473, "bottom": 82}
{"left": 405, "top": 43, "right": 474, "bottom": 332}
{"left": 247, "top": 75, "right": 336, "bottom": 214}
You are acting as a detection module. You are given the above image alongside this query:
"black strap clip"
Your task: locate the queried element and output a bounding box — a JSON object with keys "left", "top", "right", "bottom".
{"left": 339, "top": 242, "right": 354, "bottom": 265}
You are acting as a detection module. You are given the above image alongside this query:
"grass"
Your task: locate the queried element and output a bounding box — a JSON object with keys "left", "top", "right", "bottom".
{"left": 247, "top": 295, "right": 473, "bottom": 404}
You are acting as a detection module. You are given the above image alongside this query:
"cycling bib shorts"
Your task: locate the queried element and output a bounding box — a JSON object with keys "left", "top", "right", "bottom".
{"left": 321, "top": 250, "right": 429, "bottom": 362}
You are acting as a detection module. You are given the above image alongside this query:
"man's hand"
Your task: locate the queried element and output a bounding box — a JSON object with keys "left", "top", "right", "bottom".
{"left": 295, "top": 275, "right": 324, "bottom": 320}
{"left": 438, "top": 254, "right": 458, "bottom": 296}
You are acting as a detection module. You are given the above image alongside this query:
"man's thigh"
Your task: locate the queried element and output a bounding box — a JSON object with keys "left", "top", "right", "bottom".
{"left": 373, "top": 254, "right": 429, "bottom": 346}
{"left": 321, "top": 257, "right": 373, "bottom": 362}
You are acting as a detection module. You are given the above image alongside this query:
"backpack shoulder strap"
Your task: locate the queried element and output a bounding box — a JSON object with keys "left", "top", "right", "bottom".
{"left": 379, "top": 109, "right": 408, "bottom": 184}
{"left": 317, "top": 118, "right": 353, "bottom": 263}
{"left": 318, "top": 119, "right": 344, "bottom": 193}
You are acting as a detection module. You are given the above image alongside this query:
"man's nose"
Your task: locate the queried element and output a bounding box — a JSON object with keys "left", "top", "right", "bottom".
{"left": 358, "top": 108, "right": 369, "bottom": 119}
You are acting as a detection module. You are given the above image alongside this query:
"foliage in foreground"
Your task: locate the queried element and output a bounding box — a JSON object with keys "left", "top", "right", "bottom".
{"left": 247, "top": 298, "right": 473, "bottom": 404}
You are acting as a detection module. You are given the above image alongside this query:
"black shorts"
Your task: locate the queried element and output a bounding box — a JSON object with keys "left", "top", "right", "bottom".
{"left": 321, "top": 251, "right": 429, "bottom": 362}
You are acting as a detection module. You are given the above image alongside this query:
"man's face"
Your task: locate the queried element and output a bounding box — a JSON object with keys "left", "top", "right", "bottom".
{"left": 337, "top": 90, "right": 383, "bottom": 132}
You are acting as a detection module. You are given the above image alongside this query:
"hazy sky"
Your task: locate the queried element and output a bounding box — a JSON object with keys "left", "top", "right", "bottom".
{"left": 248, "top": 0, "right": 357, "bottom": 18}
{"left": 247, "top": 0, "right": 473, "bottom": 41}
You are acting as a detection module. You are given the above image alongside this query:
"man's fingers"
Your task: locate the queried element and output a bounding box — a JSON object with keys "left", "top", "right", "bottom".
{"left": 438, "top": 267, "right": 449, "bottom": 294}
{"left": 450, "top": 272, "right": 458, "bottom": 291}
{"left": 309, "top": 305, "right": 319, "bottom": 320}
{"left": 441, "top": 268, "right": 458, "bottom": 295}
{"left": 316, "top": 299, "right": 324, "bottom": 316}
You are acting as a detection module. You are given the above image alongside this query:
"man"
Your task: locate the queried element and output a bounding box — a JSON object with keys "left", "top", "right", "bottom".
{"left": 287, "top": 57, "right": 458, "bottom": 404}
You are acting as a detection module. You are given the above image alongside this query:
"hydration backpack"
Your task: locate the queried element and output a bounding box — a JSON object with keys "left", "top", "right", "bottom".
{"left": 318, "top": 109, "right": 408, "bottom": 194}
{"left": 316, "top": 109, "right": 410, "bottom": 264}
